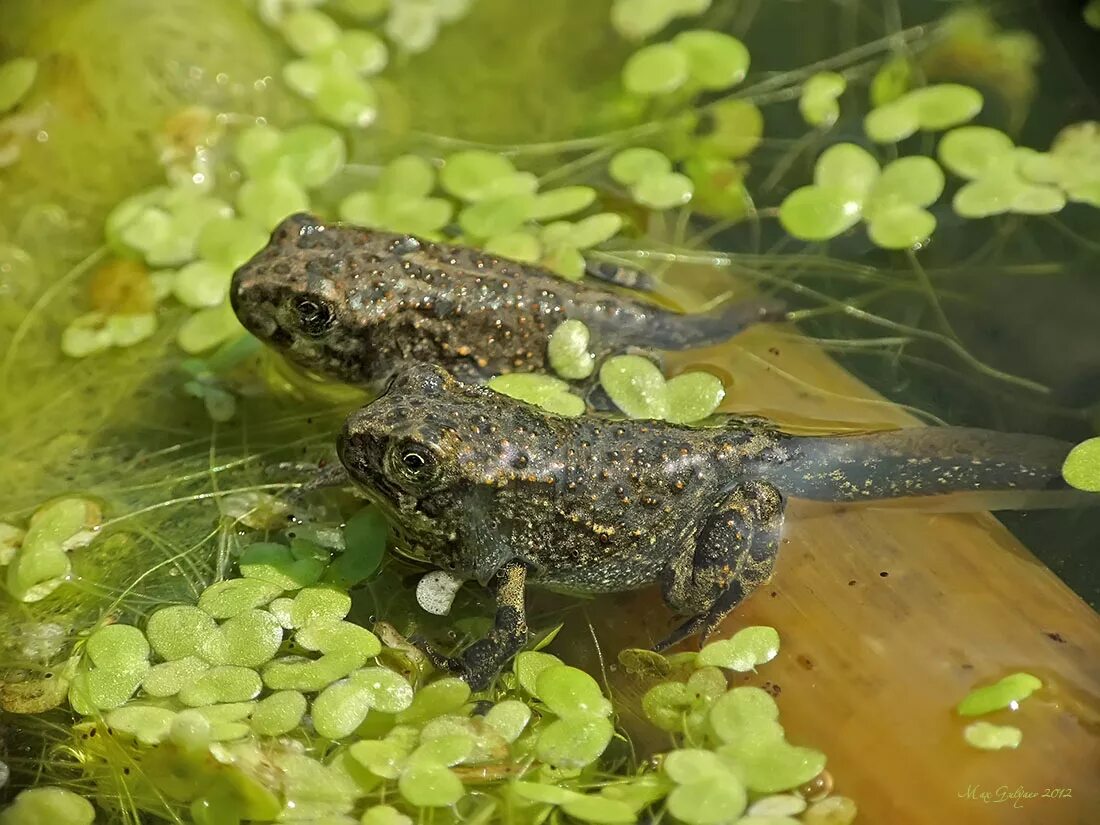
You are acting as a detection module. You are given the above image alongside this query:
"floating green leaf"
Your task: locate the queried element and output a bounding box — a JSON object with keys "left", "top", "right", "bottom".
{"left": 623, "top": 43, "right": 690, "bottom": 96}
{"left": 530, "top": 186, "right": 598, "bottom": 220}
{"left": 536, "top": 715, "right": 614, "bottom": 769}
{"left": 535, "top": 665, "right": 613, "bottom": 719}
{"left": 0, "top": 57, "right": 38, "bottom": 114}
{"left": 488, "top": 373, "right": 586, "bottom": 417}
{"left": 547, "top": 320, "right": 595, "bottom": 380}
{"left": 0, "top": 787, "right": 96, "bottom": 825}
{"left": 1063, "top": 438, "right": 1100, "bottom": 492}
{"left": 198, "top": 577, "right": 284, "bottom": 618}
{"left": 199, "top": 609, "right": 283, "bottom": 667}
{"left": 142, "top": 656, "right": 209, "bottom": 698}
{"left": 440, "top": 151, "right": 517, "bottom": 201}
{"left": 956, "top": 672, "right": 1042, "bottom": 716}
{"left": 600, "top": 355, "right": 670, "bottom": 420}
{"left": 963, "top": 721, "right": 1023, "bottom": 750}
{"left": 777, "top": 186, "right": 862, "bottom": 242}
{"left": 664, "top": 371, "right": 725, "bottom": 424}
{"left": 697, "top": 626, "right": 780, "bottom": 671}
{"left": 485, "top": 231, "right": 541, "bottom": 263}
{"left": 514, "top": 650, "right": 565, "bottom": 696}
{"left": 672, "top": 30, "right": 749, "bottom": 90}
{"left": 610, "top": 148, "right": 672, "bottom": 186}
{"left": 800, "top": 72, "right": 845, "bottom": 127}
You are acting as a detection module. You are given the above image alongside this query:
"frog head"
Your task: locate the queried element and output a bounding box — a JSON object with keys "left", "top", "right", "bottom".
{"left": 338, "top": 363, "right": 561, "bottom": 582}
{"left": 229, "top": 213, "right": 391, "bottom": 386}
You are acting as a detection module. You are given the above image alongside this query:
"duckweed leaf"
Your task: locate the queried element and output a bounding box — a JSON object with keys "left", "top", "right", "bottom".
{"left": 172, "top": 260, "right": 230, "bottom": 308}
{"left": 397, "top": 677, "right": 470, "bottom": 724}
{"left": 697, "top": 99, "right": 763, "bottom": 159}
{"left": 535, "top": 665, "right": 613, "bottom": 719}
{"left": 642, "top": 681, "right": 692, "bottom": 731}
{"left": 262, "top": 652, "right": 364, "bottom": 691}
{"left": 664, "top": 371, "right": 725, "bottom": 424}
{"left": 747, "top": 795, "right": 807, "bottom": 817}
{"left": 178, "top": 665, "right": 262, "bottom": 706}
{"left": 515, "top": 650, "right": 564, "bottom": 695}
{"left": 667, "top": 777, "right": 747, "bottom": 825}
{"left": 562, "top": 794, "right": 637, "bottom": 824}
{"left": 326, "top": 29, "right": 389, "bottom": 76}
{"left": 104, "top": 705, "right": 177, "bottom": 745}
{"left": 441, "top": 151, "right": 516, "bottom": 202}
{"left": 866, "top": 203, "right": 936, "bottom": 250}
{"left": 543, "top": 243, "right": 588, "bottom": 281}
{"left": 631, "top": 172, "right": 694, "bottom": 209}
{"left": 237, "top": 176, "right": 311, "bottom": 230}
{"left": 778, "top": 185, "right": 862, "bottom": 241}
{"left": 697, "top": 626, "right": 780, "bottom": 671}
{"left": 938, "top": 126, "right": 1015, "bottom": 179}
{"left": 297, "top": 620, "right": 382, "bottom": 661}
{"left": 800, "top": 72, "right": 845, "bottom": 127}
{"left": 351, "top": 666, "right": 415, "bottom": 713}
{"left": 169, "top": 708, "right": 212, "bottom": 749}
{"left": 512, "top": 781, "right": 579, "bottom": 805}
{"left": 611, "top": 0, "right": 683, "bottom": 40}
{"left": 280, "top": 9, "right": 342, "bottom": 55}
{"left": 240, "top": 542, "right": 326, "bottom": 590}
{"left": 277, "top": 123, "right": 347, "bottom": 188}
{"left": 485, "top": 231, "right": 541, "bottom": 263}
{"left": 863, "top": 101, "right": 919, "bottom": 144}
{"left": 600, "top": 355, "right": 670, "bottom": 419}
{"left": 963, "top": 721, "right": 1023, "bottom": 750}
{"left": 673, "top": 30, "right": 749, "bottom": 90}
{"left": 459, "top": 194, "right": 536, "bottom": 238}
{"left": 399, "top": 762, "right": 465, "bottom": 807}
{"left": 610, "top": 148, "right": 672, "bottom": 186}
{"left": 87, "top": 624, "right": 149, "bottom": 670}
{"left": 530, "top": 186, "right": 598, "bottom": 220}
{"left": 0, "top": 58, "right": 38, "bottom": 113}
{"left": 198, "top": 578, "right": 284, "bottom": 618}
{"left": 814, "top": 143, "right": 879, "bottom": 199}
{"left": 664, "top": 748, "right": 730, "bottom": 783}
{"left": 142, "top": 655, "right": 209, "bottom": 697}
{"left": 1063, "top": 438, "right": 1100, "bottom": 492}
{"left": 623, "top": 43, "right": 690, "bottom": 96}
{"left": 349, "top": 737, "right": 413, "bottom": 779}
{"left": 290, "top": 586, "right": 352, "bottom": 626}
{"left": 313, "top": 678, "right": 375, "bottom": 738}
{"left": 0, "top": 787, "right": 96, "bottom": 825}
{"left": 199, "top": 609, "right": 283, "bottom": 667}
{"left": 911, "top": 84, "right": 983, "bottom": 130}
{"left": 331, "top": 505, "right": 388, "bottom": 586}
{"left": 870, "top": 55, "right": 912, "bottom": 107}
{"left": 177, "top": 303, "right": 245, "bottom": 354}
{"left": 571, "top": 213, "right": 625, "bottom": 248}
{"left": 313, "top": 69, "right": 380, "bottom": 128}
{"left": 378, "top": 154, "right": 435, "bottom": 199}
{"left": 870, "top": 156, "right": 944, "bottom": 209}
{"left": 956, "top": 672, "right": 1042, "bottom": 716}
{"left": 488, "top": 374, "right": 586, "bottom": 417}
{"left": 803, "top": 796, "right": 858, "bottom": 825}
{"left": 548, "top": 320, "right": 595, "bottom": 380}
{"left": 536, "top": 716, "right": 614, "bottom": 768}
{"left": 361, "top": 805, "right": 414, "bottom": 825}
{"left": 484, "top": 699, "right": 532, "bottom": 742}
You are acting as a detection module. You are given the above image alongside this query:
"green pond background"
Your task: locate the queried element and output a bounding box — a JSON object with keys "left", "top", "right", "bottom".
{"left": 1, "top": 0, "right": 1099, "bottom": 816}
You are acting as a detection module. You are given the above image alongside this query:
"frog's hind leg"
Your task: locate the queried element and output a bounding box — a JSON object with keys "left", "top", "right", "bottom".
{"left": 416, "top": 560, "right": 529, "bottom": 691}
{"left": 654, "top": 480, "right": 785, "bottom": 651}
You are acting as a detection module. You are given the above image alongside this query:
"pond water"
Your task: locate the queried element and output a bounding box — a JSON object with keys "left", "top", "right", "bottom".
{"left": 1, "top": 1, "right": 1099, "bottom": 824}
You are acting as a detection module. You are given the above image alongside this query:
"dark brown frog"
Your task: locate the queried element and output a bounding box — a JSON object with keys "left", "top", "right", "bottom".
{"left": 230, "top": 213, "right": 782, "bottom": 397}
{"left": 338, "top": 363, "right": 1079, "bottom": 688}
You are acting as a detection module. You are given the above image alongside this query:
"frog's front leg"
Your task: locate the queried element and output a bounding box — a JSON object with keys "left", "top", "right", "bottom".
{"left": 655, "top": 480, "right": 784, "bottom": 651}
{"left": 417, "top": 560, "right": 529, "bottom": 691}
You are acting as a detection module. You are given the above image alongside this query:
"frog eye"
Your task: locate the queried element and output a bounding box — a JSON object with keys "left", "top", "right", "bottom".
{"left": 292, "top": 296, "right": 335, "bottom": 337}
{"left": 389, "top": 441, "right": 437, "bottom": 480}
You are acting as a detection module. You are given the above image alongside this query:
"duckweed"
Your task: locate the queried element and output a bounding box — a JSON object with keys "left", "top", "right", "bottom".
{"left": 600, "top": 356, "right": 725, "bottom": 423}
{"left": 547, "top": 319, "right": 596, "bottom": 380}
{"left": 488, "top": 373, "right": 587, "bottom": 417}
{"left": 1063, "top": 437, "right": 1100, "bottom": 492}
{"left": 610, "top": 0, "right": 712, "bottom": 41}
{"left": 864, "top": 84, "right": 983, "bottom": 143}
{"left": 0, "top": 788, "right": 96, "bottom": 825}
{"left": 956, "top": 671, "right": 1042, "bottom": 716}
{"left": 697, "top": 625, "right": 780, "bottom": 671}
{"left": 0, "top": 57, "right": 37, "bottom": 113}
{"left": 800, "top": 72, "right": 846, "bottom": 127}
{"left": 963, "top": 722, "right": 1023, "bottom": 750}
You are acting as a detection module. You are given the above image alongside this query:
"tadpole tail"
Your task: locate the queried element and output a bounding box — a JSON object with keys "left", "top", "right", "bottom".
{"left": 648, "top": 296, "right": 787, "bottom": 350}
{"left": 758, "top": 427, "right": 1090, "bottom": 508}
